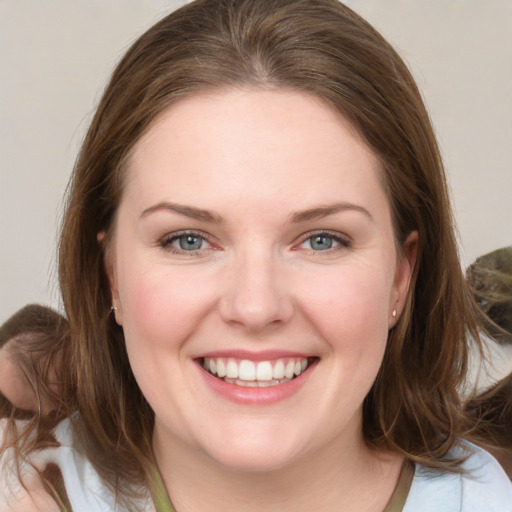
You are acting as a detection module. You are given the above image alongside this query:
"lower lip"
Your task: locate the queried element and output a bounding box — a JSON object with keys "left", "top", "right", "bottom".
{"left": 196, "top": 359, "right": 318, "bottom": 406}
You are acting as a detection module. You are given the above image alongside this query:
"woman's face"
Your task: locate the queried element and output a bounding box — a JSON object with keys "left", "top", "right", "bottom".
{"left": 108, "top": 89, "right": 416, "bottom": 471}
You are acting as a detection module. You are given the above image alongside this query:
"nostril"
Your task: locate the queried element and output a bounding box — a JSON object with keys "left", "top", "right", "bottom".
{"left": 218, "top": 271, "right": 295, "bottom": 329}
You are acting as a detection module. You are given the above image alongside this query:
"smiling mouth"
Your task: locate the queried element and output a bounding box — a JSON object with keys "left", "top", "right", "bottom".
{"left": 200, "top": 356, "right": 317, "bottom": 387}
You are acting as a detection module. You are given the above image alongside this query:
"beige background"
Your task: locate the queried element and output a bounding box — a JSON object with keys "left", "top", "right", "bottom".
{"left": 1, "top": 0, "right": 511, "bottom": 322}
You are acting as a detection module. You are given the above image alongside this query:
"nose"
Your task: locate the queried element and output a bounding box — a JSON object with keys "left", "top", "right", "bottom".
{"left": 219, "top": 248, "right": 294, "bottom": 333}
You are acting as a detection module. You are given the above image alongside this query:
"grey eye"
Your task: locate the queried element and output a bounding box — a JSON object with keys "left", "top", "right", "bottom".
{"left": 308, "top": 235, "right": 334, "bottom": 251}
{"left": 178, "top": 234, "right": 204, "bottom": 250}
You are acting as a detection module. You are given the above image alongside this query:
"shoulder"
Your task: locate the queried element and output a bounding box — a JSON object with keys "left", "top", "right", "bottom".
{"left": 457, "top": 444, "right": 512, "bottom": 512}
{"left": 0, "top": 418, "right": 154, "bottom": 512}
{"left": 404, "top": 442, "right": 512, "bottom": 512}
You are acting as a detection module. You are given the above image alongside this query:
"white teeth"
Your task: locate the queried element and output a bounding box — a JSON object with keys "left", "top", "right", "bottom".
{"left": 272, "top": 360, "right": 285, "bottom": 379}
{"left": 224, "top": 377, "right": 293, "bottom": 387}
{"left": 284, "top": 361, "right": 295, "bottom": 379}
{"left": 239, "top": 360, "right": 256, "bottom": 381}
{"left": 256, "top": 361, "right": 273, "bottom": 381}
{"left": 216, "top": 359, "right": 226, "bottom": 378}
{"left": 203, "top": 356, "right": 312, "bottom": 386}
{"left": 226, "top": 359, "right": 238, "bottom": 378}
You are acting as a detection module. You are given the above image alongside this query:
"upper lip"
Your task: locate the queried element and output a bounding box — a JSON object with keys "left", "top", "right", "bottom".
{"left": 196, "top": 349, "right": 315, "bottom": 361}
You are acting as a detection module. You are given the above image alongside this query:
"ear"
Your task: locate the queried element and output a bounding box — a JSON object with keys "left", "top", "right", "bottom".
{"left": 98, "top": 230, "right": 123, "bottom": 325}
{"left": 389, "top": 231, "right": 418, "bottom": 326}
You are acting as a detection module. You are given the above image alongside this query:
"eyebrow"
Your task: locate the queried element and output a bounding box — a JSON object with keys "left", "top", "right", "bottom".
{"left": 290, "top": 202, "right": 374, "bottom": 223}
{"left": 140, "top": 202, "right": 224, "bottom": 223}
{"left": 140, "top": 200, "right": 373, "bottom": 224}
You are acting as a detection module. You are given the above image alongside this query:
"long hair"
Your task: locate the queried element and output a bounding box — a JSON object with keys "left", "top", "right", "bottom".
{"left": 0, "top": 305, "right": 74, "bottom": 508}
{"left": 4, "top": 0, "right": 488, "bottom": 503}
{"left": 467, "top": 246, "right": 512, "bottom": 342}
{"left": 464, "top": 246, "right": 512, "bottom": 477}
{"left": 0, "top": 304, "right": 71, "bottom": 419}
{"left": 465, "top": 373, "right": 512, "bottom": 478}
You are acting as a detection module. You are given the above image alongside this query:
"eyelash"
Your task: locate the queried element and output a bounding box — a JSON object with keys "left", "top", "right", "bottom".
{"left": 160, "top": 230, "right": 212, "bottom": 255}
{"left": 159, "top": 230, "right": 352, "bottom": 255}
{"left": 297, "top": 231, "right": 352, "bottom": 253}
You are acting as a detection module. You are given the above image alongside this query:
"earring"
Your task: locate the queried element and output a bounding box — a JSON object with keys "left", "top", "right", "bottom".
{"left": 111, "top": 305, "right": 118, "bottom": 312}
{"left": 392, "top": 309, "right": 397, "bottom": 318}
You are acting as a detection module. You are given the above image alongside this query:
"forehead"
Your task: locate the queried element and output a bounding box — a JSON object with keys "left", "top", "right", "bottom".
{"left": 122, "top": 88, "right": 388, "bottom": 219}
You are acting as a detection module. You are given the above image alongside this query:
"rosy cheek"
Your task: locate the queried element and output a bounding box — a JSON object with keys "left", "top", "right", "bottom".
{"left": 126, "top": 277, "right": 185, "bottom": 344}
{"left": 299, "top": 269, "right": 390, "bottom": 349}
{"left": 122, "top": 266, "right": 217, "bottom": 350}
{"left": 131, "top": 281, "right": 164, "bottom": 333}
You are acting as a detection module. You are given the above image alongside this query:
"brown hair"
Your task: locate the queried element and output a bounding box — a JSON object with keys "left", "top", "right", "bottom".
{"left": 466, "top": 246, "right": 512, "bottom": 342}
{"left": 465, "top": 373, "right": 512, "bottom": 478}
{"left": 0, "top": 304, "right": 63, "bottom": 348}
{"left": 0, "top": 304, "right": 71, "bottom": 417}
{"left": 0, "top": 304, "right": 73, "bottom": 487}
{"left": 4, "top": 0, "right": 488, "bottom": 503}
{"left": 464, "top": 246, "right": 512, "bottom": 477}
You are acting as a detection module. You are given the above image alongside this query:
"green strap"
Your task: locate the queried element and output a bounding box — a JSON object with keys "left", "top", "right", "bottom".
{"left": 149, "top": 467, "right": 176, "bottom": 512}
{"left": 383, "top": 461, "right": 415, "bottom": 512}
{"left": 149, "top": 461, "right": 414, "bottom": 512}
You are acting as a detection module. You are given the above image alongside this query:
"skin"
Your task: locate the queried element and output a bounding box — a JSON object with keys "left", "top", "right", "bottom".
{"left": 0, "top": 339, "right": 35, "bottom": 411}
{"left": 0, "top": 335, "right": 57, "bottom": 415}
{"left": 0, "top": 337, "right": 43, "bottom": 413}
{"left": 107, "top": 89, "right": 417, "bottom": 511}
{"left": 1, "top": 474, "right": 60, "bottom": 512}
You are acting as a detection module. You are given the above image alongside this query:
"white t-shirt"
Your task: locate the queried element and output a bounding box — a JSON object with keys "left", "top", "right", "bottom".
{"left": 1, "top": 418, "right": 511, "bottom": 511}
{"left": 404, "top": 441, "right": 512, "bottom": 511}
{"left": 0, "top": 419, "right": 153, "bottom": 511}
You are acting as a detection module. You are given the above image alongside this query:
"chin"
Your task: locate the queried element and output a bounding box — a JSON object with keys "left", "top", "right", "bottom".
{"left": 198, "top": 424, "right": 306, "bottom": 473}
{"left": 208, "top": 446, "right": 300, "bottom": 473}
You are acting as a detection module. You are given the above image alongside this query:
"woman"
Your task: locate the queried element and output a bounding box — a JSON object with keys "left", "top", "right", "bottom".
{"left": 0, "top": 304, "right": 68, "bottom": 417}
{"left": 1, "top": 0, "right": 511, "bottom": 510}
{"left": 467, "top": 246, "right": 512, "bottom": 343}
{"left": 465, "top": 246, "right": 512, "bottom": 477}
{"left": 466, "top": 372, "right": 512, "bottom": 479}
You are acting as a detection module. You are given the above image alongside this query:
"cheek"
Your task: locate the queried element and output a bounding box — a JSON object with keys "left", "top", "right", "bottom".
{"left": 292, "top": 264, "right": 394, "bottom": 431}
{"left": 117, "top": 268, "right": 215, "bottom": 414}
{"left": 116, "top": 259, "right": 223, "bottom": 359}
{"left": 298, "top": 265, "right": 392, "bottom": 355}
{"left": 130, "top": 279, "right": 190, "bottom": 346}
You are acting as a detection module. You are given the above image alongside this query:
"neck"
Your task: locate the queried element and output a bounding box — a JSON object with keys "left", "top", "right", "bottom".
{"left": 153, "top": 421, "right": 403, "bottom": 512}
